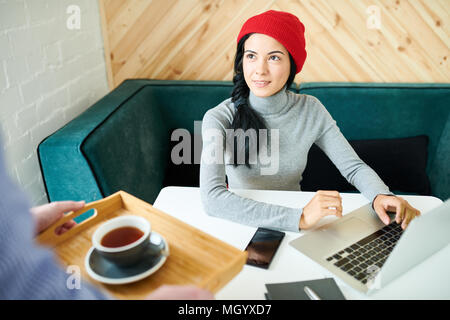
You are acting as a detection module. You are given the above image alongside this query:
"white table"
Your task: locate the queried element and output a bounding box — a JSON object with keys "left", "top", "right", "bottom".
{"left": 153, "top": 186, "right": 449, "bottom": 300}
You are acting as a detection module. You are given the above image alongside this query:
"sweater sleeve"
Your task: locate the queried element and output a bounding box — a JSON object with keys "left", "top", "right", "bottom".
{"left": 199, "top": 109, "right": 302, "bottom": 232}
{"left": 312, "top": 97, "right": 394, "bottom": 203}
{"left": 0, "top": 145, "right": 110, "bottom": 300}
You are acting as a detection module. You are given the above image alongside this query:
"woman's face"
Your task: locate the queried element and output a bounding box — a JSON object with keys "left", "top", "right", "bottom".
{"left": 243, "top": 33, "right": 291, "bottom": 97}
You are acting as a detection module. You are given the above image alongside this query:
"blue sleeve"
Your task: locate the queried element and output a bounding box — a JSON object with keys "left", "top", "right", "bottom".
{"left": 0, "top": 144, "right": 110, "bottom": 300}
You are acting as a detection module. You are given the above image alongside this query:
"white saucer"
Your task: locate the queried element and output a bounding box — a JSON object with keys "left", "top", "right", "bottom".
{"left": 85, "top": 232, "right": 169, "bottom": 285}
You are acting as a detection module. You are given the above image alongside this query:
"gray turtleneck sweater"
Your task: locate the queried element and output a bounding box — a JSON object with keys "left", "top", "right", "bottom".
{"left": 200, "top": 87, "right": 392, "bottom": 232}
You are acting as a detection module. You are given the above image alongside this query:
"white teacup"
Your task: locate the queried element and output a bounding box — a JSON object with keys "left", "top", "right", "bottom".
{"left": 92, "top": 215, "right": 151, "bottom": 267}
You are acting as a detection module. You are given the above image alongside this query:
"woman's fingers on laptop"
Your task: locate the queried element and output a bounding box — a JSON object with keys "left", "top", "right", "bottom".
{"left": 372, "top": 195, "right": 391, "bottom": 225}
{"left": 402, "top": 203, "right": 421, "bottom": 229}
{"left": 402, "top": 215, "right": 410, "bottom": 229}
{"left": 395, "top": 205, "right": 405, "bottom": 224}
{"left": 377, "top": 209, "right": 390, "bottom": 225}
{"left": 391, "top": 197, "right": 419, "bottom": 229}
{"left": 381, "top": 196, "right": 404, "bottom": 224}
{"left": 375, "top": 195, "right": 421, "bottom": 230}
{"left": 374, "top": 194, "right": 405, "bottom": 225}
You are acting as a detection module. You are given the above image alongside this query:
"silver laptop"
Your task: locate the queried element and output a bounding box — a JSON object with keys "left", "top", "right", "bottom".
{"left": 289, "top": 199, "right": 450, "bottom": 294}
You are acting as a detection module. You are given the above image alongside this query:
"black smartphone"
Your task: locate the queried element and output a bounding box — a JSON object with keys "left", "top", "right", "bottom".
{"left": 245, "top": 227, "right": 285, "bottom": 269}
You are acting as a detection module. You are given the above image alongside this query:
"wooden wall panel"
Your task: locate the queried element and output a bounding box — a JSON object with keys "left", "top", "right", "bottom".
{"left": 98, "top": 0, "right": 450, "bottom": 89}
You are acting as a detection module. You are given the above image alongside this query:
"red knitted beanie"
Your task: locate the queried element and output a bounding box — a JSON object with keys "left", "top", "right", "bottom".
{"left": 237, "top": 10, "right": 307, "bottom": 74}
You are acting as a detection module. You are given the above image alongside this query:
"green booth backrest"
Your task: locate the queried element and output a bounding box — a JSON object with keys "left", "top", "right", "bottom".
{"left": 38, "top": 80, "right": 153, "bottom": 204}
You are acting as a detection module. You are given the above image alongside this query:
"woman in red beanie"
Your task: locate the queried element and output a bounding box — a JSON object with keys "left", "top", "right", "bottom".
{"left": 200, "top": 10, "right": 420, "bottom": 233}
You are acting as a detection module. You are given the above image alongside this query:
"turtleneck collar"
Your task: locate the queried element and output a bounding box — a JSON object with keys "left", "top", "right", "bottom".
{"left": 248, "top": 85, "right": 289, "bottom": 115}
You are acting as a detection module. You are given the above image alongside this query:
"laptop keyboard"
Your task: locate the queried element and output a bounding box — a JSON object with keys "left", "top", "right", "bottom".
{"left": 325, "top": 222, "right": 404, "bottom": 285}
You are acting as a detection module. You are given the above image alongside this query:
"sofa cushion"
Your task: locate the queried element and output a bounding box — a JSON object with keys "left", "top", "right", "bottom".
{"left": 301, "top": 135, "right": 431, "bottom": 195}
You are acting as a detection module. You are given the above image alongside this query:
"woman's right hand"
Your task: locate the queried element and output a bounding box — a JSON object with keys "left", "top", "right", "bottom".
{"left": 299, "top": 190, "right": 343, "bottom": 230}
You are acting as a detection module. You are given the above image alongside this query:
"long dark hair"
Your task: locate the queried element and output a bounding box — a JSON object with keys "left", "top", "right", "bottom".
{"left": 230, "top": 33, "right": 297, "bottom": 167}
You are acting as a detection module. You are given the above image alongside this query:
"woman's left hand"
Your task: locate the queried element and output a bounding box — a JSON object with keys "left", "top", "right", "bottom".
{"left": 373, "top": 194, "right": 421, "bottom": 230}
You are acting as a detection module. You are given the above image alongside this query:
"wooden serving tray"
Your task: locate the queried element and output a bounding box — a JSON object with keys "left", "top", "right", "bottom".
{"left": 37, "top": 191, "right": 247, "bottom": 299}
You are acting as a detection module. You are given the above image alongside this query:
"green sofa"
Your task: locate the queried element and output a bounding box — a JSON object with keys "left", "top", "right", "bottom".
{"left": 38, "top": 80, "right": 450, "bottom": 222}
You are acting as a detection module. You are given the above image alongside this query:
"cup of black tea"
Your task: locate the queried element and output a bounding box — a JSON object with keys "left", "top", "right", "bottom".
{"left": 92, "top": 215, "right": 151, "bottom": 267}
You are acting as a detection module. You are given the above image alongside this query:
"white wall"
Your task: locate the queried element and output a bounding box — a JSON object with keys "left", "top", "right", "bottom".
{"left": 0, "top": 0, "right": 109, "bottom": 205}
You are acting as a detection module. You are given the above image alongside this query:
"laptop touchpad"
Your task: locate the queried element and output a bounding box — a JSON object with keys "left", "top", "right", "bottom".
{"left": 324, "top": 218, "right": 374, "bottom": 241}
